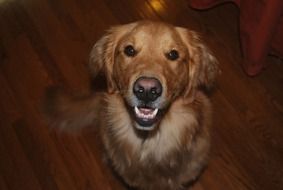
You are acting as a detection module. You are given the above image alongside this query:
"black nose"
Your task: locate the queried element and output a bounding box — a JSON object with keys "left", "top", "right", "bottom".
{"left": 133, "top": 77, "right": 162, "bottom": 102}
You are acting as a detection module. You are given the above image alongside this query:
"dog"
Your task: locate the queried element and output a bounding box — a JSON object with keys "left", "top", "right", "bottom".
{"left": 45, "top": 20, "right": 219, "bottom": 190}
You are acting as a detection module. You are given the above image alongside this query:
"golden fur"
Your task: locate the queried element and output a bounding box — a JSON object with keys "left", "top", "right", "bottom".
{"left": 45, "top": 20, "right": 219, "bottom": 190}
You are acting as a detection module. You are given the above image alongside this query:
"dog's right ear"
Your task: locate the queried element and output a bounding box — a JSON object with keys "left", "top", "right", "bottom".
{"left": 89, "top": 30, "right": 116, "bottom": 93}
{"left": 89, "top": 23, "right": 138, "bottom": 93}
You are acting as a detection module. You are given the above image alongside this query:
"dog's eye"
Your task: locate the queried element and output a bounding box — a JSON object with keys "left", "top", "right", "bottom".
{"left": 166, "top": 50, "right": 179, "bottom": 61}
{"left": 124, "top": 45, "right": 136, "bottom": 57}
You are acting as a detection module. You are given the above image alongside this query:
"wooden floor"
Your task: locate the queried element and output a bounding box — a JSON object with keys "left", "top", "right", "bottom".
{"left": 0, "top": 0, "right": 283, "bottom": 189}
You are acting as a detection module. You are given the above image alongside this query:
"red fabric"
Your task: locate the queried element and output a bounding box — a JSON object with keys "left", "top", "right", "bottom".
{"left": 188, "top": 0, "right": 283, "bottom": 76}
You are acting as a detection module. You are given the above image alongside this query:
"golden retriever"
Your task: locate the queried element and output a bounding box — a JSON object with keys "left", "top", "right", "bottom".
{"left": 45, "top": 20, "right": 219, "bottom": 190}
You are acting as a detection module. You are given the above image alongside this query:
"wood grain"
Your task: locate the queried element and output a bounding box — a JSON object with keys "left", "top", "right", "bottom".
{"left": 0, "top": 1, "right": 282, "bottom": 189}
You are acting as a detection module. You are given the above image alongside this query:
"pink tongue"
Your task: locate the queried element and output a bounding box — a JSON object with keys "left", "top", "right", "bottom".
{"left": 139, "top": 108, "right": 154, "bottom": 115}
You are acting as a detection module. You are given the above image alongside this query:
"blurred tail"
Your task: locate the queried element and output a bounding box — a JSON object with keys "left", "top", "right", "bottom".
{"left": 43, "top": 87, "right": 104, "bottom": 133}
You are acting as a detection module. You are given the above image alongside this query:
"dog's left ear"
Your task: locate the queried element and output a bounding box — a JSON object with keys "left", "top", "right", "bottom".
{"left": 176, "top": 27, "right": 220, "bottom": 97}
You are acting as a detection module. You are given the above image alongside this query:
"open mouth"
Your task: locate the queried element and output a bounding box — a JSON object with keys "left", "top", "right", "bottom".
{"left": 133, "top": 106, "right": 160, "bottom": 130}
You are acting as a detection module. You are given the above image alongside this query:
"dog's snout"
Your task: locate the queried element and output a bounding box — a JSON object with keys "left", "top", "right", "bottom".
{"left": 133, "top": 77, "right": 162, "bottom": 102}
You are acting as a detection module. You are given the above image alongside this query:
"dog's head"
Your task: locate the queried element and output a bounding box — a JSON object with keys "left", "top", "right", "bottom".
{"left": 89, "top": 20, "right": 219, "bottom": 131}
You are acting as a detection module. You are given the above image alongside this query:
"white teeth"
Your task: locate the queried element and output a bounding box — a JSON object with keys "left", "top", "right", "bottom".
{"left": 134, "top": 107, "right": 158, "bottom": 120}
{"left": 152, "top": 108, "right": 158, "bottom": 116}
{"left": 134, "top": 106, "right": 139, "bottom": 115}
